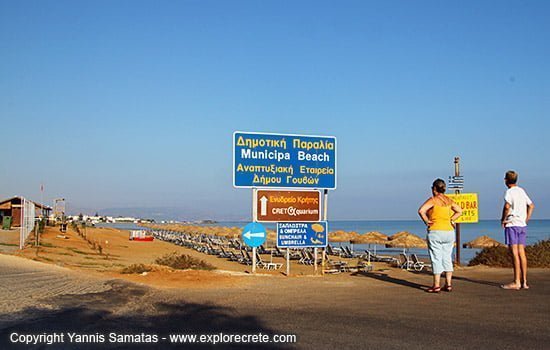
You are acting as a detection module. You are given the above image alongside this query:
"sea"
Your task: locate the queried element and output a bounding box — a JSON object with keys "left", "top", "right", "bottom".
{"left": 98, "top": 220, "right": 550, "bottom": 265}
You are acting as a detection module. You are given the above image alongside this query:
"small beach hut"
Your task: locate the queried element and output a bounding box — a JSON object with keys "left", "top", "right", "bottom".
{"left": 463, "top": 235, "right": 505, "bottom": 249}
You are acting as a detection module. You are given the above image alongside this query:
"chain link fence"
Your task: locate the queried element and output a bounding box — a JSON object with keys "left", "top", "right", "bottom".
{"left": 19, "top": 197, "right": 35, "bottom": 249}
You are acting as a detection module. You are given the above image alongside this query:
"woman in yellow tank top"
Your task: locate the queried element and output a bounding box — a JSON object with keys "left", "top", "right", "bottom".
{"left": 418, "top": 179, "right": 462, "bottom": 293}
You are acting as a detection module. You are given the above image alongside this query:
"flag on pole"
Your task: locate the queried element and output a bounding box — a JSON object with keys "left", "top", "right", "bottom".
{"left": 40, "top": 184, "right": 44, "bottom": 192}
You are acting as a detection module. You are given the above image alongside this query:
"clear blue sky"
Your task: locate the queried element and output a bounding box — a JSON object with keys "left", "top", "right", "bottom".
{"left": 1, "top": 1, "right": 549, "bottom": 220}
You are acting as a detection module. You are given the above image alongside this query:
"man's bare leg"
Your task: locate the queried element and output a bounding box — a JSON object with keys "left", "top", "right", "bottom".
{"left": 518, "top": 244, "right": 528, "bottom": 289}
{"left": 501, "top": 244, "right": 521, "bottom": 289}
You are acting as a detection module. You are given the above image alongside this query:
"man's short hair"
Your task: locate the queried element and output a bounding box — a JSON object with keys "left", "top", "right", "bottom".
{"left": 505, "top": 170, "right": 518, "bottom": 185}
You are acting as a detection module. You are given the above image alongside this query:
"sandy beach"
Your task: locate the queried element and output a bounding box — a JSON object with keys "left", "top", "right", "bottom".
{"left": 1, "top": 225, "right": 549, "bottom": 349}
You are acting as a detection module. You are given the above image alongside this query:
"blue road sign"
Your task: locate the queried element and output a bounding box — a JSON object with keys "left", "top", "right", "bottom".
{"left": 233, "top": 131, "right": 337, "bottom": 189}
{"left": 277, "top": 222, "right": 328, "bottom": 248}
{"left": 242, "top": 222, "right": 267, "bottom": 248}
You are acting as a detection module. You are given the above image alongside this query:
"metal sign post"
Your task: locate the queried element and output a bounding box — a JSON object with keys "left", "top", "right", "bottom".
{"left": 449, "top": 157, "right": 462, "bottom": 266}
{"left": 252, "top": 247, "right": 257, "bottom": 273}
{"left": 321, "top": 189, "right": 328, "bottom": 275}
{"left": 252, "top": 188, "right": 257, "bottom": 273}
{"left": 314, "top": 247, "right": 318, "bottom": 272}
{"left": 286, "top": 248, "right": 290, "bottom": 276}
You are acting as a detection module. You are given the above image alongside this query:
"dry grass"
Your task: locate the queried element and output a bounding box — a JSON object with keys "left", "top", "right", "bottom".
{"left": 469, "top": 239, "right": 550, "bottom": 268}
{"left": 67, "top": 247, "right": 93, "bottom": 255}
{"left": 154, "top": 252, "right": 216, "bottom": 271}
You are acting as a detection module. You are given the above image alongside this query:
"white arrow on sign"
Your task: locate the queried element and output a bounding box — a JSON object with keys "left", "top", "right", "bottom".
{"left": 259, "top": 196, "right": 268, "bottom": 216}
{"left": 243, "top": 231, "right": 265, "bottom": 240}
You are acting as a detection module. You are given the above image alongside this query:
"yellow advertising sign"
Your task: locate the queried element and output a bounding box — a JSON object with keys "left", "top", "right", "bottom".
{"left": 447, "top": 193, "right": 479, "bottom": 223}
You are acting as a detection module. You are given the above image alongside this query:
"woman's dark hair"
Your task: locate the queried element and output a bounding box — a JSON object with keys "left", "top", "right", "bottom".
{"left": 432, "top": 178, "right": 446, "bottom": 194}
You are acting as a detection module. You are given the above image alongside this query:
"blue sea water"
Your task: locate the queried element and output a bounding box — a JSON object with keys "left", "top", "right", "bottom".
{"left": 216, "top": 220, "right": 550, "bottom": 264}
{"left": 99, "top": 220, "right": 550, "bottom": 264}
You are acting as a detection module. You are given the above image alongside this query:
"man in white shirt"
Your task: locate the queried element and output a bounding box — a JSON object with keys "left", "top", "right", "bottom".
{"left": 500, "top": 170, "right": 535, "bottom": 290}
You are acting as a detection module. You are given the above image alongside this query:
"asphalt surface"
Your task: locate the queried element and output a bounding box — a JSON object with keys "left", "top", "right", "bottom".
{"left": 1, "top": 254, "right": 549, "bottom": 350}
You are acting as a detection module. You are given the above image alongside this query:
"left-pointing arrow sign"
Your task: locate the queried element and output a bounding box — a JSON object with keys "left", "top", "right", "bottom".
{"left": 243, "top": 231, "right": 265, "bottom": 240}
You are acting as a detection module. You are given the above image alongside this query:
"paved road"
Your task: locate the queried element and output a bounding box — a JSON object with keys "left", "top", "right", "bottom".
{"left": 0, "top": 255, "right": 110, "bottom": 324}
{"left": 1, "top": 255, "right": 549, "bottom": 349}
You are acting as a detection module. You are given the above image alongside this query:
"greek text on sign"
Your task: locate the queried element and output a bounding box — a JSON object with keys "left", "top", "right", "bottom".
{"left": 447, "top": 193, "right": 479, "bottom": 223}
{"left": 233, "top": 132, "right": 337, "bottom": 189}
{"left": 277, "top": 222, "right": 328, "bottom": 248}
{"left": 256, "top": 190, "right": 321, "bottom": 222}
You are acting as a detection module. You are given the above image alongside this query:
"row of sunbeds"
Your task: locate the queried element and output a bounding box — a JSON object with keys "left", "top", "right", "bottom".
{"left": 328, "top": 245, "right": 429, "bottom": 272}
{"left": 151, "top": 230, "right": 283, "bottom": 270}
{"left": 149, "top": 229, "right": 423, "bottom": 273}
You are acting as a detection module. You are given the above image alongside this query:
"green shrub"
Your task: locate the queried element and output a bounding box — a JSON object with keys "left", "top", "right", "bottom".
{"left": 469, "top": 239, "right": 550, "bottom": 268}
{"left": 154, "top": 252, "right": 216, "bottom": 270}
{"left": 469, "top": 246, "right": 512, "bottom": 267}
{"left": 38, "top": 219, "right": 46, "bottom": 233}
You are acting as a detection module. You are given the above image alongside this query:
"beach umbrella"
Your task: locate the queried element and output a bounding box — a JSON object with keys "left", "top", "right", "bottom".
{"left": 352, "top": 231, "right": 389, "bottom": 255}
{"left": 266, "top": 230, "right": 277, "bottom": 244}
{"left": 389, "top": 231, "right": 414, "bottom": 241}
{"left": 329, "top": 231, "right": 360, "bottom": 253}
{"left": 329, "top": 230, "right": 360, "bottom": 243}
{"left": 463, "top": 235, "right": 505, "bottom": 249}
{"left": 328, "top": 230, "right": 347, "bottom": 242}
{"left": 354, "top": 231, "right": 389, "bottom": 245}
{"left": 386, "top": 232, "right": 427, "bottom": 251}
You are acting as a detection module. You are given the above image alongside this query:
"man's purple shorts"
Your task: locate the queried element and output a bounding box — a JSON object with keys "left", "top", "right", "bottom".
{"left": 505, "top": 226, "right": 527, "bottom": 246}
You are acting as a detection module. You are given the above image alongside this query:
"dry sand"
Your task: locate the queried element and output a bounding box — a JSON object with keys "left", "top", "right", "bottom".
{"left": 14, "top": 225, "right": 366, "bottom": 288}
{"left": 14, "top": 225, "right": 256, "bottom": 288}
{"left": 0, "top": 229, "right": 20, "bottom": 254}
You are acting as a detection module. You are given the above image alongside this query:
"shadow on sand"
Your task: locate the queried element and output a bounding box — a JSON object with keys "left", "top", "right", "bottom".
{"left": 451, "top": 275, "right": 501, "bottom": 287}
{"left": 351, "top": 271, "right": 428, "bottom": 291}
{"left": 351, "top": 269, "right": 501, "bottom": 290}
{"left": 0, "top": 281, "right": 291, "bottom": 350}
